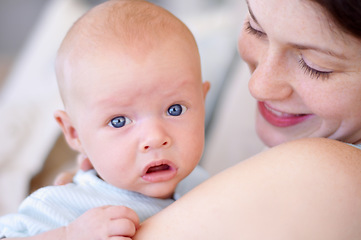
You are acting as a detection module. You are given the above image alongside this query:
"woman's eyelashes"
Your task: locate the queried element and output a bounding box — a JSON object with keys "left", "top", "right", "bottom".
{"left": 245, "top": 20, "right": 265, "bottom": 39}
{"left": 298, "top": 58, "right": 332, "bottom": 80}
{"left": 244, "top": 18, "right": 333, "bottom": 80}
{"left": 167, "top": 104, "right": 187, "bottom": 116}
{"left": 108, "top": 116, "right": 132, "bottom": 128}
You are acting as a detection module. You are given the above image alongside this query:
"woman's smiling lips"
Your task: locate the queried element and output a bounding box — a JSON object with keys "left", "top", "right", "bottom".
{"left": 142, "top": 160, "right": 177, "bottom": 183}
{"left": 258, "top": 101, "right": 313, "bottom": 127}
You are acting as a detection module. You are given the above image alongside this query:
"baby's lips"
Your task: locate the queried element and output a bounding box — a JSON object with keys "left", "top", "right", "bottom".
{"left": 141, "top": 160, "right": 178, "bottom": 182}
{"left": 142, "top": 159, "right": 177, "bottom": 175}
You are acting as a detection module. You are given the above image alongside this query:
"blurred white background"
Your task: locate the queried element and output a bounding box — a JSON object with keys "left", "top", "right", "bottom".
{"left": 0, "top": 0, "right": 48, "bottom": 88}
{"left": 0, "top": 0, "right": 264, "bottom": 215}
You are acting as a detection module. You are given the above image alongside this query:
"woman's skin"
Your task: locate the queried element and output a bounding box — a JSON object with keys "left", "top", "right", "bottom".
{"left": 134, "top": 138, "right": 361, "bottom": 239}
{"left": 132, "top": 0, "right": 361, "bottom": 238}
{"left": 240, "top": 0, "right": 361, "bottom": 147}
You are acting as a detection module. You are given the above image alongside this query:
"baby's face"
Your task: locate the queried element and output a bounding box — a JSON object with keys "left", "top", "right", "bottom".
{"left": 66, "top": 40, "right": 207, "bottom": 198}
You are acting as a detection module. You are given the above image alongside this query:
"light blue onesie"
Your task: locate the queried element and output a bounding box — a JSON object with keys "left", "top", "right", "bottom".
{"left": 0, "top": 166, "right": 209, "bottom": 238}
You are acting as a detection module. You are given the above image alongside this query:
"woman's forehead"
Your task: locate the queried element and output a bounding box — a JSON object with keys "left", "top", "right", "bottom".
{"left": 247, "top": 0, "right": 361, "bottom": 59}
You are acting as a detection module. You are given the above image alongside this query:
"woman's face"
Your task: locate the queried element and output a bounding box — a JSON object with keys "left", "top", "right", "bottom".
{"left": 238, "top": 0, "right": 361, "bottom": 147}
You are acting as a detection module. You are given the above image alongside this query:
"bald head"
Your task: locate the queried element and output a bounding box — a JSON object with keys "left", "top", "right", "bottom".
{"left": 55, "top": 0, "right": 199, "bottom": 110}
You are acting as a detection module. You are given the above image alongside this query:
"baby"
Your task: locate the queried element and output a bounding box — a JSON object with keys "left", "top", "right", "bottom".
{"left": 0, "top": 0, "right": 209, "bottom": 239}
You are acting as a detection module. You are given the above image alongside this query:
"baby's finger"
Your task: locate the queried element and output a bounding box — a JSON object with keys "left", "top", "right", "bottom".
{"left": 106, "top": 206, "right": 140, "bottom": 227}
{"left": 53, "top": 171, "right": 75, "bottom": 185}
{"left": 108, "top": 218, "right": 137, "bottom": 237}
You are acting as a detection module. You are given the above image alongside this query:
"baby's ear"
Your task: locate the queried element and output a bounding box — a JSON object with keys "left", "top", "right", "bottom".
{"left": 54, "top": 110, "right": 83, "bottom": 153}
{"left": 202, "top": 81, "right": 211, "bottom": 99}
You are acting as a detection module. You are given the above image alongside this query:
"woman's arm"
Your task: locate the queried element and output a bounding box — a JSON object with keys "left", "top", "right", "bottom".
{"left": 134, "top": 138, "right": 361, "bottom": 239}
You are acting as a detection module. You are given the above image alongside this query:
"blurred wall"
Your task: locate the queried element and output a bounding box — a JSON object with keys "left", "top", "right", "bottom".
{"left": 0, "top": 0, "right": 50, "bottom": 87}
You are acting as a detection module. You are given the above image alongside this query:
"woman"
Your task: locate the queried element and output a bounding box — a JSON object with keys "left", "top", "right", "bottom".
{"left": 132, "top": 0, "right": 361, "bottom": 239}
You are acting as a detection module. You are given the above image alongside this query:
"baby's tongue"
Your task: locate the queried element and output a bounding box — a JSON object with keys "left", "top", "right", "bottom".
{"left": 147, "top": 164, "right": 170, "bottom": 173}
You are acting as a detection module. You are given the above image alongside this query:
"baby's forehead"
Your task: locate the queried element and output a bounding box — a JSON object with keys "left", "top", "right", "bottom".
{"left": 59, "top": 0, "right": 198, "bottom": 57}
{"left": 56, "top": 0, "right": 199, "bottom": 103}
{"left": 62, "top": 8, "right": 181, "bottom": 56}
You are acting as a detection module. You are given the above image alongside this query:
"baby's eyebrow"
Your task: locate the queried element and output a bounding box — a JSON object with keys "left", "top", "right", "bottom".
{"left": 246, "top": 0, "right": 259, "bottom": 25}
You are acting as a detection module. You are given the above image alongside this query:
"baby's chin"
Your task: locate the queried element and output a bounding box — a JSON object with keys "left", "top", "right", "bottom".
{"left": 141, "top": 187, "right": 175, "bottom": 199}
{"left": 137, "top": 181, "right": 179, "bottom": 199}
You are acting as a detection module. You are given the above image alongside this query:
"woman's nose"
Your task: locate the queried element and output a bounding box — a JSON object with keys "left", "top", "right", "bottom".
{"left": 248, "top": 50, "right": 293, "bottom": 102}
{"left": 139, "top": 120, "right": 172, "bottom": 153}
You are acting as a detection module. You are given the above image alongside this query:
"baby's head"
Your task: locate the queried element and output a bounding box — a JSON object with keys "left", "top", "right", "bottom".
{"left": 54, "top": 0, "right": 210, "bottom": 198}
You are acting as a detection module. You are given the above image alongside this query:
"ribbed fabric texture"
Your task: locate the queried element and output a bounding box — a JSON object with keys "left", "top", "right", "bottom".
{"left": 0, "top": 166, "right": 208, "bottom": 238}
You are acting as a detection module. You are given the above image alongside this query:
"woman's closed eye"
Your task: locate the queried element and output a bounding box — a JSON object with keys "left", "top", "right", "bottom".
{"left": 245, "top": 16, "right": 333, "bottom": 81}
{"left": 298, "top": 57, "right": 333, "bottom": 80}
{"left": 245, "top": 20, "right": 266, "bottom": 39}
{"left": 108, "top": 116, "right": 132, "bottom": 128}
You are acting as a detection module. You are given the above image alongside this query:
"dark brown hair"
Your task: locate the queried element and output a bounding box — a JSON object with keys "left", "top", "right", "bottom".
{"left": 310, "top": 0, "right": 361, "bottom": 39}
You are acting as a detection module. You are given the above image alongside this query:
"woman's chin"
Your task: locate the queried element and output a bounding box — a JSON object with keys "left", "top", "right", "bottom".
{"left": 255, "top": 116, "right": 314, "bottom": 147}
{"left": 255, "top": 108, "right": 328, "bottom": 147}
{"left": 257, "top": 131, "right": 286, "bottom": 147}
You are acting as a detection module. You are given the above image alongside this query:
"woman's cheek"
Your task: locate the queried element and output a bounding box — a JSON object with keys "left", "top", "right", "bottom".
{"left": 238, "top": 32, "right": 258, "bottom": 72}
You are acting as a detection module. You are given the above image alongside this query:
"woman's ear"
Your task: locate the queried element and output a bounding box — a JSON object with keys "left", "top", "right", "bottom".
{"left": 54, "top": 110, "right": 83, "bottom": 153}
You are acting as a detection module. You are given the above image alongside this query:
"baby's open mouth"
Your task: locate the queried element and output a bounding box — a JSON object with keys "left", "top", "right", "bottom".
{"left": 142, "top": 161, "right": 177, "bottom": 183}
{"left": 146, "top": 164, "right": 171, "bottom": 174}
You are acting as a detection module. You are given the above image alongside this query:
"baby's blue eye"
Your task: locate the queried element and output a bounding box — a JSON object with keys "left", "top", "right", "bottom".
{"left": 108, "top": 116, "right": 131, "bottom": 128}
{"left": 167, "top": 104, "right": 187, "bottom": 116}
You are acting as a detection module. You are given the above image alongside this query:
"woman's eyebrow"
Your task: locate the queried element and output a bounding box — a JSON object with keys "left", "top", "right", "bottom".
{"left": 245, "top": 0, "right": 346, "bottom": 60}
{"left": 293, "top": 43, "right": 347, "bottom": 59}
{"left": 246, "top": 0, "right": 259, "bottom": 25}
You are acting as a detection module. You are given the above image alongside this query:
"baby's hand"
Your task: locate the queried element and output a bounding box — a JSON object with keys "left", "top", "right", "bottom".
{"left": 54, "top": 155, "right": 93, "bottom": 185}
{"left": 65, "top": 205, "right": 140, "bottom": 240}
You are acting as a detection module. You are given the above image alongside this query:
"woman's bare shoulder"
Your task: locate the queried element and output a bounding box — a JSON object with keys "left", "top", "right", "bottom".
{"left": 134, "top": 138, "right": 361, "bottom": 240}
{"left": 265, "top": 137, "right": 361, "bottom": 171}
